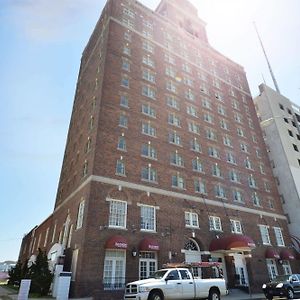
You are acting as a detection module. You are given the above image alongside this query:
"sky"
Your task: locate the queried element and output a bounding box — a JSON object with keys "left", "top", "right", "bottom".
{"left": 0, "top": 0, "right": 299, "bottom": 262}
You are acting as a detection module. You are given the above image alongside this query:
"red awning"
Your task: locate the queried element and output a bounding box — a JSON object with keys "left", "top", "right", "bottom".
{"left": 105, "top": 235, "right": 128, "bottom": 249}
{"left": 209, "top": 234, "right": 255, "bottom": 252}
{"left": 280, "top": 249, "right": 295, "bottom": 260}
{"left": 139, "top": 237, "right": 160, "bottom": 251}
{"left": 265, "top": 248, "right": 280, "bottom": 259}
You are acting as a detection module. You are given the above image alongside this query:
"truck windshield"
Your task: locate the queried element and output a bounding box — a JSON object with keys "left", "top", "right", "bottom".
{"left": 149, "top": 270, "right": 168, "bottom": 279}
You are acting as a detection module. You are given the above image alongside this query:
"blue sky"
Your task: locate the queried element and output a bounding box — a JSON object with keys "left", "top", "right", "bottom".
{"left": 1, "top": 0, "right": 299, "bottom": 262}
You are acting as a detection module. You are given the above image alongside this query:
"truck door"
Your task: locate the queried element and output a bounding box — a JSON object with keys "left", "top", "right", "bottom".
{"left": 179, "top": 269, "right": 194, "bottom": 299}
{"left": 164, "top": 270, "right": 183, "bottom": 299}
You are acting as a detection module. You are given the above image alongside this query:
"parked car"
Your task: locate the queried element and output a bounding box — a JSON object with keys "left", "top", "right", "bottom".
{"left": 262, "top": 274, "right": 300, "bottom": 299}
{"left": 124, "top": 262, "right": 227, "bottom": 300}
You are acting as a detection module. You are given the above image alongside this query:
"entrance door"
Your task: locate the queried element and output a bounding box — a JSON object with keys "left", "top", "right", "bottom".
{"left": 139, "top": 252, "right": 157, "bottom": 279}
{"left": 233, "top": 253, "right": 248, "bottom": 286}
{"left": 184, "top": 239, "right": 202, "bottom": 278}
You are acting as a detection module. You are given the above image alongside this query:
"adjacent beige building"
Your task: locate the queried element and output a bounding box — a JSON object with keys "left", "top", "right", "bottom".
{"left": 254, "top": 83, "right": 300, "bottom": 253}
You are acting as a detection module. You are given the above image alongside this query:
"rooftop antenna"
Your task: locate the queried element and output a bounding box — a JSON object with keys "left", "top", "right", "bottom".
{"left": 253, "top": 22, "right": 280, "bottom": 94}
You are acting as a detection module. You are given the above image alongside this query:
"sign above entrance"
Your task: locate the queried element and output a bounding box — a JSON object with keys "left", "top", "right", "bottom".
{"left": 139, "top": 237, "right": 160, "bottom": 251}
{"left": 105, "top": 235, "right": 128, "bottom": 249}
{"left": 209, "top": 234, "right": 255, "bottom": 252}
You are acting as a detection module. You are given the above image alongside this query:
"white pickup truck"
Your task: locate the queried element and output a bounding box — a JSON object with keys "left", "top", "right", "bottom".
{"left": 123, "top": 263, "right": 227, "bottom": 300}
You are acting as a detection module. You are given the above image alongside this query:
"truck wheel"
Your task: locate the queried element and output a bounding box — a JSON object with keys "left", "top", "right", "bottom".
{"left": 149, "top": 291, "right": 164, "bottom": 300}
{"left": 208, "top": 289, "right": 220, "bottom": 300}
{"left": 287, "top": 288, "right": 294, "bottom": 299}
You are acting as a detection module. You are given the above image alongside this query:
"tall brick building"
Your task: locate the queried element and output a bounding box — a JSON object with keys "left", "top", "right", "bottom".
{"left": 18, "top": 0, "right": 299, "bottom": 298}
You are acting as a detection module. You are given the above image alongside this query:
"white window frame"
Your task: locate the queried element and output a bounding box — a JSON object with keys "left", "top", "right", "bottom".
{"left": 108, "top": 199, "right": 127, "bottom": 229}
{"left": 209, "top": 216, "right": 222, "bottom": 231}
{"left": 273, "top": 227, "right": 285, "bottom": 246}
{"left": 76, "top": 200, "right": 85, "bottom": 229}
{"left": 259, "top": 225, "right": 271, "bottom": 245}
{"left": 185, "top": 212, "right": 199, "bottom": 228}
{"left": 140, "top": 205, "right": 156, "bottom": 231}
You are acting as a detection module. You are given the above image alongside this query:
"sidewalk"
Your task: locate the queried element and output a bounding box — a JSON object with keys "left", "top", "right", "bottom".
{"left": 1, "top": 285, "right": 265, "bottom": 300}
{"left": 224, "top": 288, "right": 265, "bottom": 300}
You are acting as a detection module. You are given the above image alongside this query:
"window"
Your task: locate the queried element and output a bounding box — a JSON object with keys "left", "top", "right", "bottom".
{"left": 168, "top": 113, "right": 181, "bottom": 127}
{"left": 206, "top": 128, "right": 217, "bottom": 141}
{"left": 204, "top": 113, "right": 213, "bottom": 124}
{"left": 123, "top": 45, "right": 131, "bottom": 56}
{"left": 293, "top": 144, "right": 299, "bottom": 152}
{"left": 279, "top": 103, "right": 284, "bottom": 110}
{"left": 200, "top": 84, "right": 209, "bottom": 95}
{"left": 172, "top": 173, "right": 185, "bottom": 189}
{"left": 252, "top": 192, "right": 261, "bottom": 206}
{"left": 259, "top": 225, "right": 271, "bottom": 245}
{"left": 237, "top": 127, "right": 245, "bottom": 137}
{"left": 165, "top": 66, "right": 176, "bottom": 78}
{"left": 212, "top": 163, "right": 222, "bottom": 177}
{"left": 164, "top": 53, "right": 175, "bottom": 65}
{"left": 120, "top": 94, "right": 129, "bottom": 107}
{"left": 188, "top": 121, "right": 200, "bottom": 134}
{"left": 220, "top": 119, "right": 229, "bottom": 130}
{"left": 187, "top": 105, "right": 197, "bottom": 117}
{"left": 245, "top": 157, "right": 252, "bottom": 169}
{"left": 183, "top": 76, "right": 193, "bottom": 87}
{"left": 166, "top": 81, "right": 177, "bottom": 93}
{"left": 185, "top": 212, "right": 199, "bottom": 228}
{"left": 121, "top": 75, "right": 129, "bottom": 88}
{"left": 122, "top": 58, "right": 130, "bottom": 71}
{"left": 234, "top": 113, "right": 242, "bottom": 123}
{"left": 248, "top": 174, "right": 257, "bottom": 188}
{"left": 185, "top": 89, "right": 195, "bottom": 101}
{"left": 273, "top": 227, "right": 285, "bottom": 246}
{"left": 229, "top": 170, "right": 240, "bottom": 183}
{"left": 142, "top": 85, "right": 156, "bottom": 99}
{"left": 202, "top": 98, "right": 211, "bottom": 110}
{"left": 142, "top": 30, "right": 153, "bottom": 39}
{"left": 232, "top": 99, "right": 239, "bottom": 110}
{"left": 259, "top": 164, "right": 266, "bottom": 174}
{"left": 83, "top": 160, "right": 88, "bottom": 177}
{"left": 223, "top": 135, "right": 233, "bottom": 147}
{"left": 208, "top": 147, "right": 220, "bottom": 159}
{"left": 217, "top": 105, "right": 226, "bottom": 116}
{"left": 141, "top": 165, "right": 157, "bottom": 183}
{"left": 209, "top": 216, "right": 222, "bottom": 231}
{"left": 233, "top": 190, "right": 244, "bottom": 203}
{"left": 141, "top": 143, "right": 157, "bottom": 159}
{"left": 143, "top": 20, "right": 153, "bottom": 29}
{"left": 142, "top": 55, "right": 155, "bottom": 68}
{"left": 194, "top": 178, "right": 206, "bottom": 194}
{"left": 103, "top": 250, "right": 126, "bottom": 290}
{"left": 141, "top": 205, "right": 156, "bottom": 231}
{"left": 117, "top": 136, "right": 126, "bottom": 151}
{"left": 288, "top": 130, "right": 294, "bottom": 137}
{"left": 142, "top": 40, "right": 154, "bottom": 53}
{"left": 212, "top": 78, "right": 220, "bottom": 89}
{"left": 266, "top": 259, "right": 278, "bottom": 280}
{"left": 190, "top": 138, "right": 201, "bottom": 152}
{"left": 85, "top": 137, "right": 92, "bottom": 153}
{"left": 214, "top": 184, "right": 226, "bottom": 198}
{"left": 166, "top": 95, "right": 179, "bottom": 110}
{"left": 108, "top": 199, "right": 127, "bottom": 228}
{"left": 170, "top": 151, "right": 184, "bottom": 167}
{"left": 182, "top": 63, "right": 191, "bottom": 73}
{"left": 122, "top": 18, "right": 134, "bottom": 28}
{"left": 119, "top": 114, "right": 128, "bottom": 127}
{"left": 192, "top": 157, "right": 203, "bottom": 172}
{"left": 169, "top": 131, "right": 181, "bottom": 145}
{"left": 123, "top": 7, "right": 135, "bottom": 18}
{"left": 230, "top": 220, "right": 242, "bottom": 234}
{"left": 124, "top": 31, "right": 131, "bottom": 41}
{"left": 142, "top": 103, "right": 156, "bottom": 118}
{"left": 142, "top": 69, "right": 155, "bottom": 83}
{"left": 142, "top": 121, "right": 156, "bottom": 137}
{"left": 240, "top": 142, "right": 249, "bottom": 153}
{"left": 226, "top": 152, "right": 237, "bottom": 165}
{"left": 76, "top": 200, "right": 85, "bottom": 229}
{"left": 116, "top": 159, "right": 125, "bottom": 176}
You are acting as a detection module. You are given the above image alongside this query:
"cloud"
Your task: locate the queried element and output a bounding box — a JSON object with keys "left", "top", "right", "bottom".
{"left": 8, "top": 0, "right": 102, "bottom": 42}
